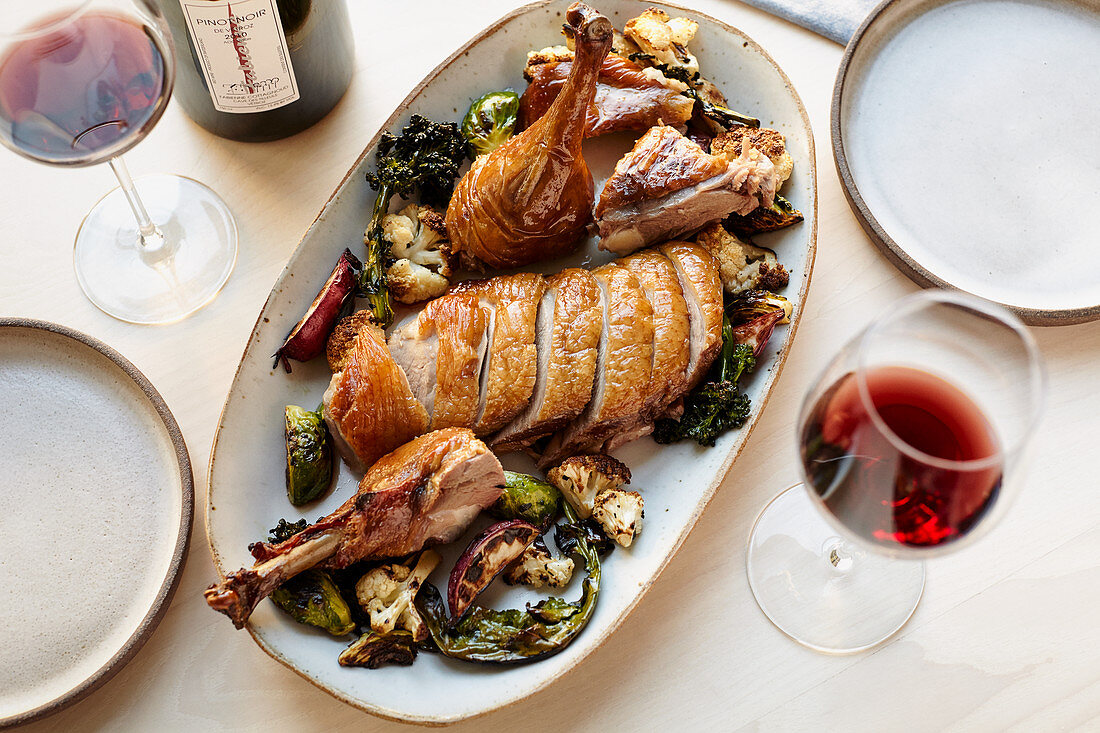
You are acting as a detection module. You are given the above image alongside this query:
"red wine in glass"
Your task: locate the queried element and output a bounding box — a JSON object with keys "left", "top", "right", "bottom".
{"left": 801, "top": 365, "right": 1003, "bottom": 549}
{"left": 0, "top": 11, "right": 168, "bottom": 165}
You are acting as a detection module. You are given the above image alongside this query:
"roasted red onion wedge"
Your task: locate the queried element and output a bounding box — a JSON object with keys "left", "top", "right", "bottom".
{"left": 448, "top": 520, "right": 540, "bottom": 623}
{"left": 275, "top": 249, "right": 362, "bottom": 372}
{"left": 731, "top": 309, "right": 784, "bottom": 357}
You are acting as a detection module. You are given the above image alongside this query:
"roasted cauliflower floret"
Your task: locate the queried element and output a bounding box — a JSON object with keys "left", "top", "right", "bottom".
{"left": 503, "top": 538, "right": 575, "bottom": 589}
{"left": 592, "top": 488, "right": 645, "bottom": 548}
{"left": 695, "top": 223, "right": 789, "bottom": 294}
{"left": 624, "top": 9, "right": 700, "bottom": 75}
{"left": 547, "top": 454, "right": 632, "bottom": 519}
{"left": 355, "top": 550, "right": 440, "bottom": 641}
{"left": 380, "top": 204, "right": 453, "bottom": 304}
{"left": 712, "top": 127, "right": 794, "bottom": 188}
{"left": 325, "top": 309, "right": 376, "bottom": 372}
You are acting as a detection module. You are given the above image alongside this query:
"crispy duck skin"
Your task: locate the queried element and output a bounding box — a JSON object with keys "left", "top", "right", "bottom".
{"left": 389, "top": 292, "right": 490, "bottom": 431}
{"left": 445, "top": 3, "right": 612, "bottom": 270}
{"left": 541, "top": 263, "right": 655, "bottom": 465}
{"left": 205, "top": 428, "right": 505, "bottom": 629}
{"left": 519, "top": 53, "right": 694, "bottom": 137}
{"left": 492, "top": 268, "right": 603, "bottom": 451}
{"left": 450, "top": 273, "right": 546, "bottom": 435}
{"left": 595, "top": 125, "right": 779, "bottom": 255}
{"left": 322, "top": 317, "right": 429, "bottom": 474}
{"left": 659, "top": 241, "right": 724, "bottom": 392}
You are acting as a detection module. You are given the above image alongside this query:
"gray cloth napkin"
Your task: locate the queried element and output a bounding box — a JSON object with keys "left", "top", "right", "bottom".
{"left": 739, "top": 0, "right": 881, "bottom": 43}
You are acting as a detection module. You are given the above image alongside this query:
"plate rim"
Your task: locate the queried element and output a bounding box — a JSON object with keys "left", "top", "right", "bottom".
{"left": 831, "top": 0, "right": 1100, "bottom": 327}
{"left": 0, "top": 318, "right": 194, "bottom": 729}
{"left": 205, "top": 0, "right": 817, "bottom": 724}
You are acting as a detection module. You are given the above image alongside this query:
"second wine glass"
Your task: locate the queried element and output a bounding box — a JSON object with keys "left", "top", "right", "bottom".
{"left": 746, "top": 290, "right": 1046, "bottom": 653}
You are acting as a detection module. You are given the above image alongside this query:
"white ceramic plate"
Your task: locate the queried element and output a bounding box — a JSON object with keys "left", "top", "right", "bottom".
{"left": 833, "top": 0, "right": 1100, "bottom": 325}
{"left": 0, "top": 320, "right": 192, "bottom": 728}
{"left": 207, "top": 0, "right": 816, "bottom": 724}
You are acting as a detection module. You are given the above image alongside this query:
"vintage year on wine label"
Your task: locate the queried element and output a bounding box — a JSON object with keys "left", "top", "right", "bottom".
{"left": 177, "top": 0, "right": 299, "bottom": 114}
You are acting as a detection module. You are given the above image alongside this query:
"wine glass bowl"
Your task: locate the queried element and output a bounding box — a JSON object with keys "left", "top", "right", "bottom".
{"left": 747, "top": 290, "right": 1046, "bottom": 653}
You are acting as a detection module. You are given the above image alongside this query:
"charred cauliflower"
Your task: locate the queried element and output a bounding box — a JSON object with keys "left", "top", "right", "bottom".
{"left": 624, "top": 9, "right": 700, "bottom": 76}
{"left": 504, "top": 538, "right": 575, "bottom": 589}
{"left": 592, "top": 488, "right": 645, "bottom": 548}
{"left": 381, "top": 204, "right": 453, "bottom": 304}
{"left": 547, "top": 454, "right": 632, "bottom": 519}
{"left": 695, "top": 222, "right": 790, "bottom": 294}
{"left": 355, "top": 550, "right": 440, "bottom": 641}
{"left": 711, "top": 127, "right": 794, "bottom": 189}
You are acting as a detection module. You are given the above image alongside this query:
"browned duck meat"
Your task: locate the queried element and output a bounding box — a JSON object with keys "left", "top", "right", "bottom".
{"left": 595, "top": 125, "right": 779, "bottom": 255}
{"left": 445, "top": 4, "right": 613, "bottom": 270}
{"left": 387, "top": 292, "right": 490, "bottom": 431}
{"left": 540, "top": 262, "right": 654, "bottom": 466}
{"left": 519, "top": 51, "right": 694, "bottom": 137}
{"left": 450, "top": 273, "right": 546, "bottom": 435}
{"left": 204, "top": 428, "right": 504, "bottom": 628}
{"left": 492, "top": 268, "right": 603, "bottom": 451}
{"left": 322, "top": 312, "right": 429, "bottom": 473}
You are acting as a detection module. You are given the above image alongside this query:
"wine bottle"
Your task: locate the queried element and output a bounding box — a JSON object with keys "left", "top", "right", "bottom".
{"left": 155, "top": 0, "right": 353, "bottom": 142}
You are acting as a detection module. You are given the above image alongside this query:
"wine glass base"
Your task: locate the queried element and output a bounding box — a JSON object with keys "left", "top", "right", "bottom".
{"left": 74, "top": 174, "right": 237, "bottom": 324}
{"left": 746, "top": 485, "right": 926, "bottom": 654}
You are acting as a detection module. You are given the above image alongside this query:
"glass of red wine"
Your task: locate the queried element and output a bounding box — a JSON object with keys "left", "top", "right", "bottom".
{"left": 0, "top": 0, "right": 237, "bottom": 324}
{"left": 746, "top": 290, "right": 1045, "bottom": 653}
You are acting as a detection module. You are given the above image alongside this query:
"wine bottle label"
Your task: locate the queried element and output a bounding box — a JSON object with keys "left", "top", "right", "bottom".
{"left": 176, "top": 0, "right": 299, "bottom": 114}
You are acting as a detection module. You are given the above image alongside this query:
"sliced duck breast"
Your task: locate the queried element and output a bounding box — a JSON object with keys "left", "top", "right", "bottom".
{"left": 492, "top": 268, "right": 602, "bottom": 451}
{"left": 450, "top": 273, "right": 545, "bottom": 435}
{"left": 388, "top": 292, "right": 489, "bottom": 430}
{"left": 541, "top": 262, "right": 654, "bottom": 465}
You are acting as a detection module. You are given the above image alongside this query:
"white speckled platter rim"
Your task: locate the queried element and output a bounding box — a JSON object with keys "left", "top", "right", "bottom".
{"left": 206, "top": 0, "right": 816, "bottom": 725}
{"left": 832, "top": 0, "right": 1100, "bottom": 326}
{"left": 0, "top": 319, "right": 194, "bottom": 730}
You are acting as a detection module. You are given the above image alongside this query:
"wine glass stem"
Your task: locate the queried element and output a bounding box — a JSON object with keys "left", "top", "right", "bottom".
{"left": 109, "top": 156, "right": 166, "bottom": 253}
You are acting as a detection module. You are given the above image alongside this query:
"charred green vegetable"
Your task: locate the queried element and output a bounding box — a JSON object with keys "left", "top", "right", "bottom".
{"left": 417, "top": 504, "right": 601, "bottom": 663}
{"left": 270, "top": 569, "right": 356, "bottom": 636}
{"left": 284, "top": 404, "right": 333, "bottom": 506}
{"left": 339, "top": 630, "right": 419, "bottom": 669}
{"left": 362, "top": 114, "right": 466, "bottom": 326}
{"left": 726, "top": 289, "right": 793, "bottom": 326}
{"left": 653, "top": 316, "right": 757, "bottom": 447}
{"left": 461, "top": 90, "right": 520, "bottom": 158}
{"left": 725, "top": 194, "right": 804, "bottom": 235}
{"left": 489, "top": 471, "right": 563, "bottom": 527}
{"left": 268, "top": 517, "right": 309, "bottom": 543}
{"left": 632, "top": 55, "right": 759, "bottom": 129}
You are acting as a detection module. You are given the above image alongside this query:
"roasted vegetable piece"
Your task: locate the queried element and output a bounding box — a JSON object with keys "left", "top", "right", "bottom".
{"left": 382, "top": 203, "right": 453, "bottom": 305}
{"left": 355, "top": 550, "right": 440, "bottom": 642}
{"left": 268, "top": 517, "right": 309, "bottom": 543}
{"left": 591, "top": 488, "right": 644, "bottom": 547}
{"left": 274, "top": 249, "right": 362, "bottom": 372}
{"left": 284, "top": 404, "right": 334, "bottom": 506}
{"left": 725, "top": 194, "right": 804, "bottom": 235}
{"left": 694, "top": 222, "right": 789, "bottom": 295}
{"left": 270, "top": 569, "right": 355, "bottom": 636}
{"left": 653, "top": 315, "right": 759, "bottom": 447}
{"left": 417, "top": 504, "right": 601, "bottom": 663}
{"left": 503, "top": 537, "right": 574, "bottom": 589}
{"left": 727, "top": 289, "right": 793, "bottom": 326}
{"left": 489, "top": 471, "right": 564, "bottom": 527}
{"left": 362, "top": 114, "right": 466, "bottom": 326}
{"left": 546, "top": 454, "right": 631, "bottom": 519}
{"left": 461, "top": 90, "right": 520, "bottom": 158}
{"left": 448, "top": 520, "right": 541, "bottom": 623}
{"left": 339, "top": 630, "right": 419, "bottom": 669}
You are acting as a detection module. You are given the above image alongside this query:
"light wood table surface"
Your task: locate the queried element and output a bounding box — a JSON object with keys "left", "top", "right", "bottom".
{"left": 4, "top": 1, "right": 1098, "bottom": 730}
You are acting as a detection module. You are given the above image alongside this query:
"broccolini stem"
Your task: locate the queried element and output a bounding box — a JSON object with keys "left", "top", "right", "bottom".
{"left": 361, "top": 182, "right": 396, "bottom": 327}
{"left": 717, "top": 314, "right": 736, "bottom": 383}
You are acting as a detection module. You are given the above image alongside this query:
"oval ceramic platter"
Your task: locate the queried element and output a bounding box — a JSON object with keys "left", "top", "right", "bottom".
{"left": 833, "top": 0, "right": 1100, "bottom": 325}
{"left": 208, "top": 0, "right": 816, "bottom": 724}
